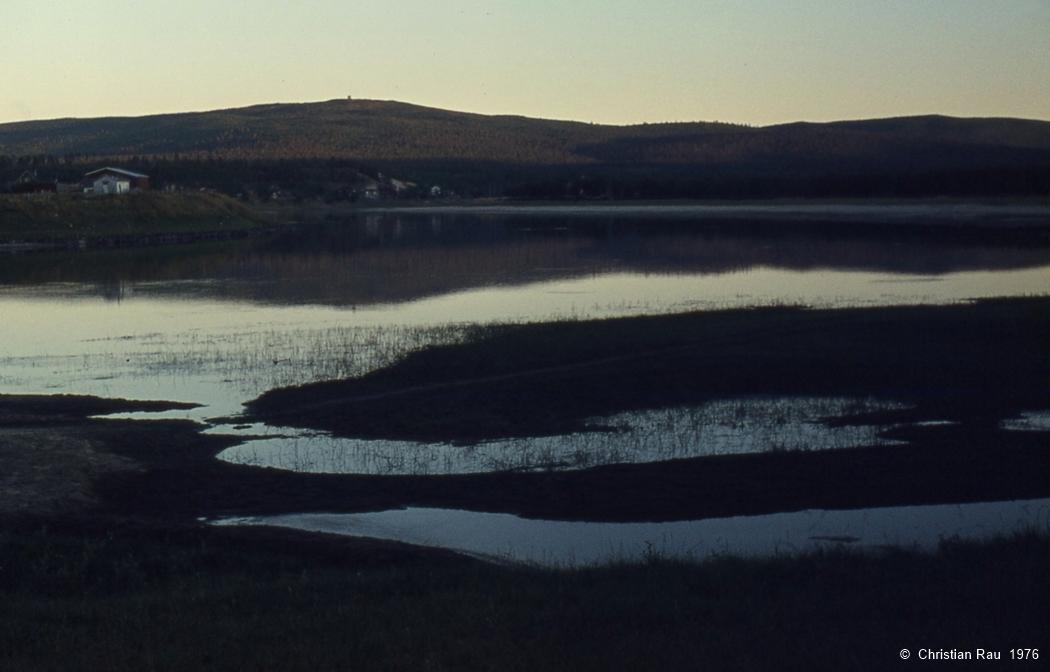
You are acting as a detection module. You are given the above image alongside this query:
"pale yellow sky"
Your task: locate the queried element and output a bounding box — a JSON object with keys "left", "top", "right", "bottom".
{"left": 2, "top": 0, "right": 1049, "bottom": 126}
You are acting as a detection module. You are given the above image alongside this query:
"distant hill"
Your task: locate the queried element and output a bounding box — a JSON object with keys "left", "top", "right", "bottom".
{"left": 2, "top": 100, "right": 1049, "bottom": 200}
{"left": 0, "top": 99, "right": 748, "bottom": 163}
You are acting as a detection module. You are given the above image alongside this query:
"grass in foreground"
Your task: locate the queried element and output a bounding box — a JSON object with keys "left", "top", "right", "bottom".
{"left": 1, "top": 522, "right": 1046, "bottom": 671}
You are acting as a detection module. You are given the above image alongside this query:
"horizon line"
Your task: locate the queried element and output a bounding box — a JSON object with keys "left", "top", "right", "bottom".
{"left": 3, "top": 98, "right": 1048, "bottom": 131}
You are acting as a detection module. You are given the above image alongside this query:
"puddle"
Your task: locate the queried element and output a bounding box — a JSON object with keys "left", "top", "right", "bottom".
{"left": 217, "top": 397, "right": 908, "bottom": 475}
{"left": 215, "top": 498, "right": 1050, "bottom": 566}
{"left": 1001, "top": 411, "right": 1050, "bottom": 432}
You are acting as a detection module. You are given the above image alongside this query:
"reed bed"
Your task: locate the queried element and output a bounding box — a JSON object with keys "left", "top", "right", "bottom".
{"left": 221, "top": 397, "right": 908, "bottom": 475}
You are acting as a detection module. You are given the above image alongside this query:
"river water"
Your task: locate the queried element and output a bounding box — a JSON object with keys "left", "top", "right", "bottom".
{"left": 3, "top": 208, "right": 1048, "bottom": 562}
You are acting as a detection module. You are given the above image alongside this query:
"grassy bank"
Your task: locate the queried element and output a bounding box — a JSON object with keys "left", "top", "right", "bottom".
{"left": 0, "top": 191, "right": 265, "bottom": 242}
{"left": 1, "top": 520, "right": 1046, "bottom": 671}
{"left": 248, "top": 297, "right": 1050, "bottom": 443}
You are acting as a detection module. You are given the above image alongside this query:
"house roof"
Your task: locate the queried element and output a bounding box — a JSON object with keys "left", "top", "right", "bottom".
{"left": 85, "top": 167, "right": 149, "bottom": 179}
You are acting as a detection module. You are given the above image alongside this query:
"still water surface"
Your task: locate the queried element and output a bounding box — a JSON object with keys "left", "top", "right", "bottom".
{"left": 3, "top": 211, "right": 1048, "bottom": 560}
{"left": 218, "top": 398, "right": 909, "bottom": 475}
{"left": 219, "top": 498, "right": 1050, "bottom": 566}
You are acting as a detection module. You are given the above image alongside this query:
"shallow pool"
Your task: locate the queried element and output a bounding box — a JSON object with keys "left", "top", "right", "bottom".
{"left": 215, "top": 498, "right": 1050, "bottom": 566}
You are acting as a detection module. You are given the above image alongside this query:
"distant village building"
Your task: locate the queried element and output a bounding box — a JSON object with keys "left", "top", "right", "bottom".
{"left": 11, "top": 170, "right": 58, "bottom": 194}
{"left": 85, "top": 168, "right": 149, "bottom": 195}
{"left": 14, "top": 171, "right": 38, "bottom": 188}
{"left": 361, "top": 177, "right": 417, "bottom": 201}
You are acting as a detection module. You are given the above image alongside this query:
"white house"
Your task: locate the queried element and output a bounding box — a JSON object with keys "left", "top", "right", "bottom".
{"left": 85, "top": 168, "right": 149, "bottom": 195}
{"left": 93, "top": 175, "right": 130, "bottom": 195}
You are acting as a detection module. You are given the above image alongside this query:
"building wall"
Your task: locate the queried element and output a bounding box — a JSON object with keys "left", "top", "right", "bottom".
{"left": 86, "top": 170, "right": 149, "bottom": 193}
{"left": 94, "top": 177, "right": 130, "bottom": 195}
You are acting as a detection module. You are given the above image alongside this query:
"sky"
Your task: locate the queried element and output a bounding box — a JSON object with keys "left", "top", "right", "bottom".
{"left": 2, "top": 0, "right": 1049, "bottom": 127}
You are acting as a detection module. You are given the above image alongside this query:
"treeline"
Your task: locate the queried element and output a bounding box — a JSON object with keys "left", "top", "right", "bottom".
{"left": 3, "top": 153, "right": 1048, "bottom": 202}
{"left": 0, "top": 100, "right": 747, "bottom": 164}
{"left": 0, "top": 155, "right": 383, "bottom": 202}
{"left": 3, "top": 98, "right": 1050, "bottom": 201}
{"left": 505, "top": 164, "right": 1050, "bottom": 200}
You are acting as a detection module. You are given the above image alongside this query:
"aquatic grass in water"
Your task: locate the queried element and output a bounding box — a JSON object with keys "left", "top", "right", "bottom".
{"left": 219, "top": 397, "right": 908, "bottom": 475}
{"left": 132, "top": 322, "right": 477, "bottom": 391}
{"left": 0, "top": 322, "right": 477, "bottom": 415}
{"left": 2, "top": 258, "right": 1048, "bottom": 423}
{"left": 1001, "top": 411, "right": 1050, "bottom": 432}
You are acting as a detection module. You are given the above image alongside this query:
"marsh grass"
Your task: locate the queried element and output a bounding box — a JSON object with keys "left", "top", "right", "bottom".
{"left": 221, "top": 397, "right": 905, "bottom": 475}
{"left": 1, "top": 522, "right": 1046, "bottom": 671}
{"left": 0, "top": 322, "right": 476, "bottom": 406}
{"left": 135, "top": 322, "right": 475, "bottom": 395}
{"left": 247, "top": 296, "right": 1050, "bottom": 445}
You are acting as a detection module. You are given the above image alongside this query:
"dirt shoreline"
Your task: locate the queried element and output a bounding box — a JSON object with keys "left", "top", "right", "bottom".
{"left": 0, "top": 396, "right": 473, "bottom": 567}
{"left": 5, "top": 199, "right": 1047, "bottom": 254}
{"left": 0, "top": 224, "right": 278, "bottom": 254}
{"left": 299, "top": 200, "right": 1050, "bottom": 227}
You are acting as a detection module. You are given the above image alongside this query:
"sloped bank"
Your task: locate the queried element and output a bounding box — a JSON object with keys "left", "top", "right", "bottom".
{"left": 0, "top": 191, "right": 269, "bottom": 250}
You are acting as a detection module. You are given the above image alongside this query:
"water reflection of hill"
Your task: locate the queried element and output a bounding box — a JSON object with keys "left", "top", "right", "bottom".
{"left": 2, "top": 214, "right": 1048, "bottom": 306}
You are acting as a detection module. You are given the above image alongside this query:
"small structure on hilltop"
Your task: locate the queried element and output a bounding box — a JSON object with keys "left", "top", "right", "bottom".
{"left": 85, "top": 167, "right": 149, "bottom": 195}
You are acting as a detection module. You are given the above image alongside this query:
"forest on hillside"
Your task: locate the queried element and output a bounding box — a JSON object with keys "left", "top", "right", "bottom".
{"left": 2, "top": 100, "right": 1049, "bottom": 201}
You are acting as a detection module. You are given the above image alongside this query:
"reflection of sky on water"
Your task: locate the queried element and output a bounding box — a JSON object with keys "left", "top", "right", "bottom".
{"left": 216, "top": 498, "right": 1050, "bottom": 566}
{"left": 4, "top": 216, "right": 1049, "bottom": 559}
{"left": 1001, "top": 411, "right": 1050, "bottom": 432}
{"left": 401, "top": 266, "right": 1050, "bottom": 322}
{"left": 218, "top": 398, "right": 908, "bottom": 475}
{"left": 1, "top": 264, "right": 1048, "bottom": 422}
